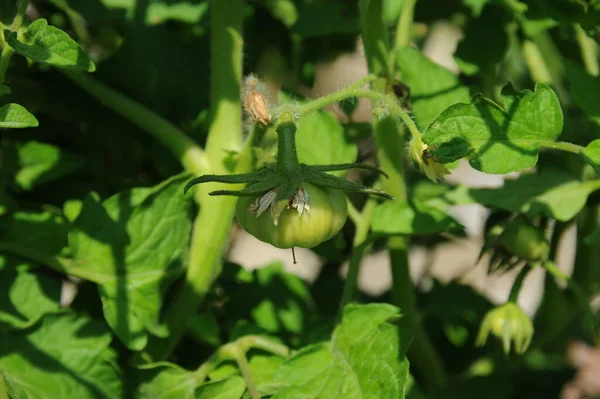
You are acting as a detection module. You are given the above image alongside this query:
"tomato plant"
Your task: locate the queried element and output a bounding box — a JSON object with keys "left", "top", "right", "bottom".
{"left": 1, "top": 0, "right": 600, "bottom": 398}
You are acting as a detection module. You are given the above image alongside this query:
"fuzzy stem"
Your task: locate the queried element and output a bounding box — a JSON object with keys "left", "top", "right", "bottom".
{"left": 508, "top": 265, "right": 530, "bottom": 303}
{"left": 338, "top": 198, "right": 377, "bottom": 317}
{"left": 0, "top": 0, "right": 29, "bottom": 84}
{"left": 298, "top": 74, "right": 378, "bottom": 115}
{"left": 143, "top": 0, "right": 247, "bottom": 361}
{"left": 192, "top": 335, "right": 291, "bottom": 383}
{"left": 276, "top": 122, "right": 299, "bottom": 175}
{"left": 538, "top": 140, "right": 584, "bottom": 155}
{"left": 64, "top": 72, "right": 209, "bottom": 175}
{"left": 232, "top": 346, "right": 260, "bottom": 399}
{"left": 394, "top": 0, "right": 417, "bottom": 49}
{"left": 575, "top": 23, "right": 599, "bottom": 76}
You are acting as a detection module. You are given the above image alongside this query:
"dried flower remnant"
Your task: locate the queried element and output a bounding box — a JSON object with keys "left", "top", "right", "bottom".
{"left": 242, "top": 75, "right": 271, "bottom": 125}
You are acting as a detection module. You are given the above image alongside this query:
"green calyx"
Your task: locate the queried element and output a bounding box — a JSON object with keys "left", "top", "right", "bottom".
{"left": 184, "top": 113, "right": 393, "bottom": 224}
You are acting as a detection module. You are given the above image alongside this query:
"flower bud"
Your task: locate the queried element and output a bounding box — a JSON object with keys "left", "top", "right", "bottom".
{"left": 242, "top": 75, "right": 271, "bottom": 125}
{"left": 476, "top": 302, "right": 534, "bottom": 355}
{"left": 408, "top": 135, "right": 450, "bottom": 182}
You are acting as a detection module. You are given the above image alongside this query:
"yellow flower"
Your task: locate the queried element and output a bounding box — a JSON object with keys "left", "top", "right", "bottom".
{"left": 409, "top": 135, "right": 450, "bottom": 182}
{"left": 476, "top": 302, "right": 534, "bottom": 355}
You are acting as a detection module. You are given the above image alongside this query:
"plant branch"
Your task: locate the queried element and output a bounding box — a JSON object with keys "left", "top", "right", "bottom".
{"left": 297, "top": 74, "right": 378, "bottom": 116}
{"left": 192, "top": 335, "right": 291, "bottom": 384}
{"left": 538, "top": 140, "right": 584, "bottom": 155}
{"left": 232, "top": 346, "right": 260, "bottom": 399}
{"left": 64, "top": 72, "right": 209, "bottom": 176}
{"left": 0, "top": 0, "right": 29, "bottom": 84}
{"left": 143, "top": 0, "right": 249, "bottom": 361}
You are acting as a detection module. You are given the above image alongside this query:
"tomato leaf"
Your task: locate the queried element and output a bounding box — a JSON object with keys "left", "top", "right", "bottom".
{"left": 136, "top": 363, "right": 246, "bottom": 399}
{"left": 372, "top": 200, "right": 464, "bottom": 235}
{"left": 66, "top": 174, "right": 193, "bottom": 350}
{"left": 269, "top": 304, "right": 411, "bottom": 399}
{"left": 470, "top": 168, "right": 600, "bottom": 221}
{"left": 0, "top": 85, "right": 10, "bottom": 97}
{"left": 422, "top": 83, "right": 563, "bottom": 174}
{"left": 583, "top": 139, "right": 600, "bottom": 176}
{"left": 4, "top": 19, "right": 95, "bottom": 72}
{"left": 15, "top": 141, "right": 85, "bottom": 190}
{"left": 395, "top": 46, "right": 472, "bottom": 129}
{"left": 0, "top": 103, "right": 38, "bottom": 128}
{"left": 0, "top": 269, "right": 61, "bottom": 329}
{"left": 0, "top": 313, "right": 123, "bottom": 398}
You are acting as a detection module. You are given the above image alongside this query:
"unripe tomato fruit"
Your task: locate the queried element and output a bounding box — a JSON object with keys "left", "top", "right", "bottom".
{"left": 498, "top": 220, "right": 549, "bottom": 261}
{"left": 236, "top": 183, "right": 348, "bottom": 249}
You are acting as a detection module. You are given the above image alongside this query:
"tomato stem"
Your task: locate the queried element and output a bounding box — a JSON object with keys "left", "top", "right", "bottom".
{"left": 276, "top": 121, "right": 300, "bottom": 175}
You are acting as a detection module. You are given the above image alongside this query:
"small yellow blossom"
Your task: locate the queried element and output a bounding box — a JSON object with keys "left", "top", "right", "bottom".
{"left": 476, "top": 302, "right": 534, "bottom": 355}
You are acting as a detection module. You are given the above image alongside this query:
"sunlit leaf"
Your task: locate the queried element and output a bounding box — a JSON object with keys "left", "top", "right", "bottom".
{"left": 583, "top": 139, "right": 600, "bottom": 175}
{"left": 0, "top": 313, "right": 123, "bottom": 398}
{"left": 4, "top": 19, "right": 95, "bottom": 71}
{"left": 270, "top": 304, "right": 411, "bottom": 399}
{"left": 66, "top": 174, "right": 192, "bottom": 350}
{"left": 422, "top": 83, "right": 563, "bottom": 174}
{"left": 0, "top": 103, "right": 38, "bottom": 128}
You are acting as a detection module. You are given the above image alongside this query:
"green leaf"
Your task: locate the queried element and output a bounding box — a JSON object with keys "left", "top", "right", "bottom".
{"left": 470, "top": 168, "right": 600, "bottom": 221}
{"left": 66, "top": 174, "right": 193, "bottom": 350}
{"left": 196, "top": 377, "right": 246, "bottom": 399}
{"left": 454, "top": 5, "right": 510, "bottom": 76}
{"left": 371, "top": 201, "right": 464, "bottom": 235}
{"left": 136, "top": 363, "right": 246, "bottom": 399}
{"left": 0, "top": 313, "right": 123, "bottom": 398}
{"left": 0, "top": 103, "right": 38, "bottom": 128}
{"left": 4, "top": 19, "right": 95, "bottom": 71}
{"left": 0, "top": 85, "right": 10, "bottom": 97}
{"left": 395, "top": 46, "right": 472, "bottom": 129}
{"left": 0, "top": 269, "right": 61, "bottom": 329}
{"left": 222, "top": 262, "right": 314, "bottom": 336}
{"left": 583, "top": 139, "right": 600, "bottom": 175}
{"left": 0, "top": 211, "right": 68, "bottom": 258}
{"left": 15, "top": 140, "right": 85, "bottom": 190}
{"left": 270, "top": 304, "right": 411, "bottom": 399}
{"left": 422, "top": 83, "right": 563, "bottom": 174}
{"left": 565, "top": 60, "right": 600, "bottom": 125}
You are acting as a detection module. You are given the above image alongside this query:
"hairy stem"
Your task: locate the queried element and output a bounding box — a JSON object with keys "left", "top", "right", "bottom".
{"left": 0, "top": 0, "right": 29, "bottom": 84}
{"left": 338, "top": 198, "right": 377, "bottom": 317}
{"left": 298, "top": 74, "right": 378, "bottom": 115}
{"left": 143, "top": 0, "right": 247, "bottom": 361}
{"left": 538, "top": 140, "right": 584, "bottom": 155}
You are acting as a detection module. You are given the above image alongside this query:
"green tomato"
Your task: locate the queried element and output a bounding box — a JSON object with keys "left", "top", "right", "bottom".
{"left": 236, "top": 183, "right": 348, "bottom": 249}
{"left": 498, "top": 220, "right": 549, "bottom": 261}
